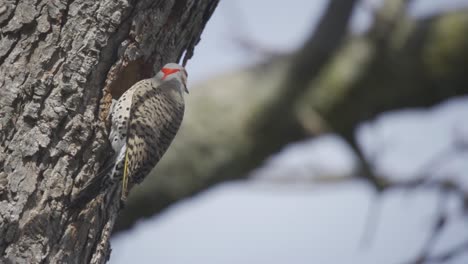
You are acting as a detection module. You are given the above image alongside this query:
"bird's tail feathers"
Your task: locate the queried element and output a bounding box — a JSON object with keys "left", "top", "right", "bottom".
{"left": 69, "top": 153, "right": 118, "bottom": 208}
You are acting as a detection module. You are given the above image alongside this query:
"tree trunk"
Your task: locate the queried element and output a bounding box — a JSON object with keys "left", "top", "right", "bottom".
{"left": 0, "top": 0, "right": 218, "bottom": 263}
{"left": 115, "top": 4, "right": 468, "bottom": 231}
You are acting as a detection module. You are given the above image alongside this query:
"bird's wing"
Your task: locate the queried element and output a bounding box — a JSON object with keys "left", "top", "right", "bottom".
{"left": 122, "top": 80, "right": 185, "bottom": 200}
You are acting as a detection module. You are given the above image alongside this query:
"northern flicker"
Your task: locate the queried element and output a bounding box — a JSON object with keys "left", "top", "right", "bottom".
{"left": 109, "top": 62, "right": 188, "bottom": 202}
{"left": 73, "top": 63, "right": 188, "bottom": 205}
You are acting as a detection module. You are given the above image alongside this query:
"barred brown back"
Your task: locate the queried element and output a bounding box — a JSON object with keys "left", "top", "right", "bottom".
{"left": 125, "top": 79, "right": 185, "bottom": 188}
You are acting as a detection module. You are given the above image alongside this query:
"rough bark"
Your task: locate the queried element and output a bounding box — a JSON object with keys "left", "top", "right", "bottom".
{"left": 115, "top": 6, "right": 468, "bottom": 231}
{"left": 0, "top": 0, "right": 218, "bottom": 263}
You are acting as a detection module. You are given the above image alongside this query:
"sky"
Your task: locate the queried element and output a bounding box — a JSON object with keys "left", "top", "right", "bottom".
{"left": 110, "top": 1, "right": 468, "bottom": 263}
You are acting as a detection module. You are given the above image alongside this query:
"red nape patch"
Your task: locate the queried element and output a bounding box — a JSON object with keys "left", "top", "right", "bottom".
{"left": 161, "top": 68, "right": 180, "bottom": 80}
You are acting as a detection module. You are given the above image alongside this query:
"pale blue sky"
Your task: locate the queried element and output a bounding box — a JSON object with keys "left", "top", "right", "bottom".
{"left": 110, "top": 1, "right": 468, "bottom": 263}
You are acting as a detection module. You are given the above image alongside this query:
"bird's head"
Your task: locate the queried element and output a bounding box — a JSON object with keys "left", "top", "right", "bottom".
{"left": 156, "top": 63, "right": 189, "bottom": 94}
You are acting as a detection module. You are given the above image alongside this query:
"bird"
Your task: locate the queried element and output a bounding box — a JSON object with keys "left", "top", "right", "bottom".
{"left": 72, "top": 63, "right": 188, "bottom": 206}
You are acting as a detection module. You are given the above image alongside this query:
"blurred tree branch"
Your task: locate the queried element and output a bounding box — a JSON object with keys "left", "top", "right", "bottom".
{"left": 253, "top": 139, "right": 468, "bottom": 263}
{"left": 116, "top": 2, "right": 468, "bottom": 237}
